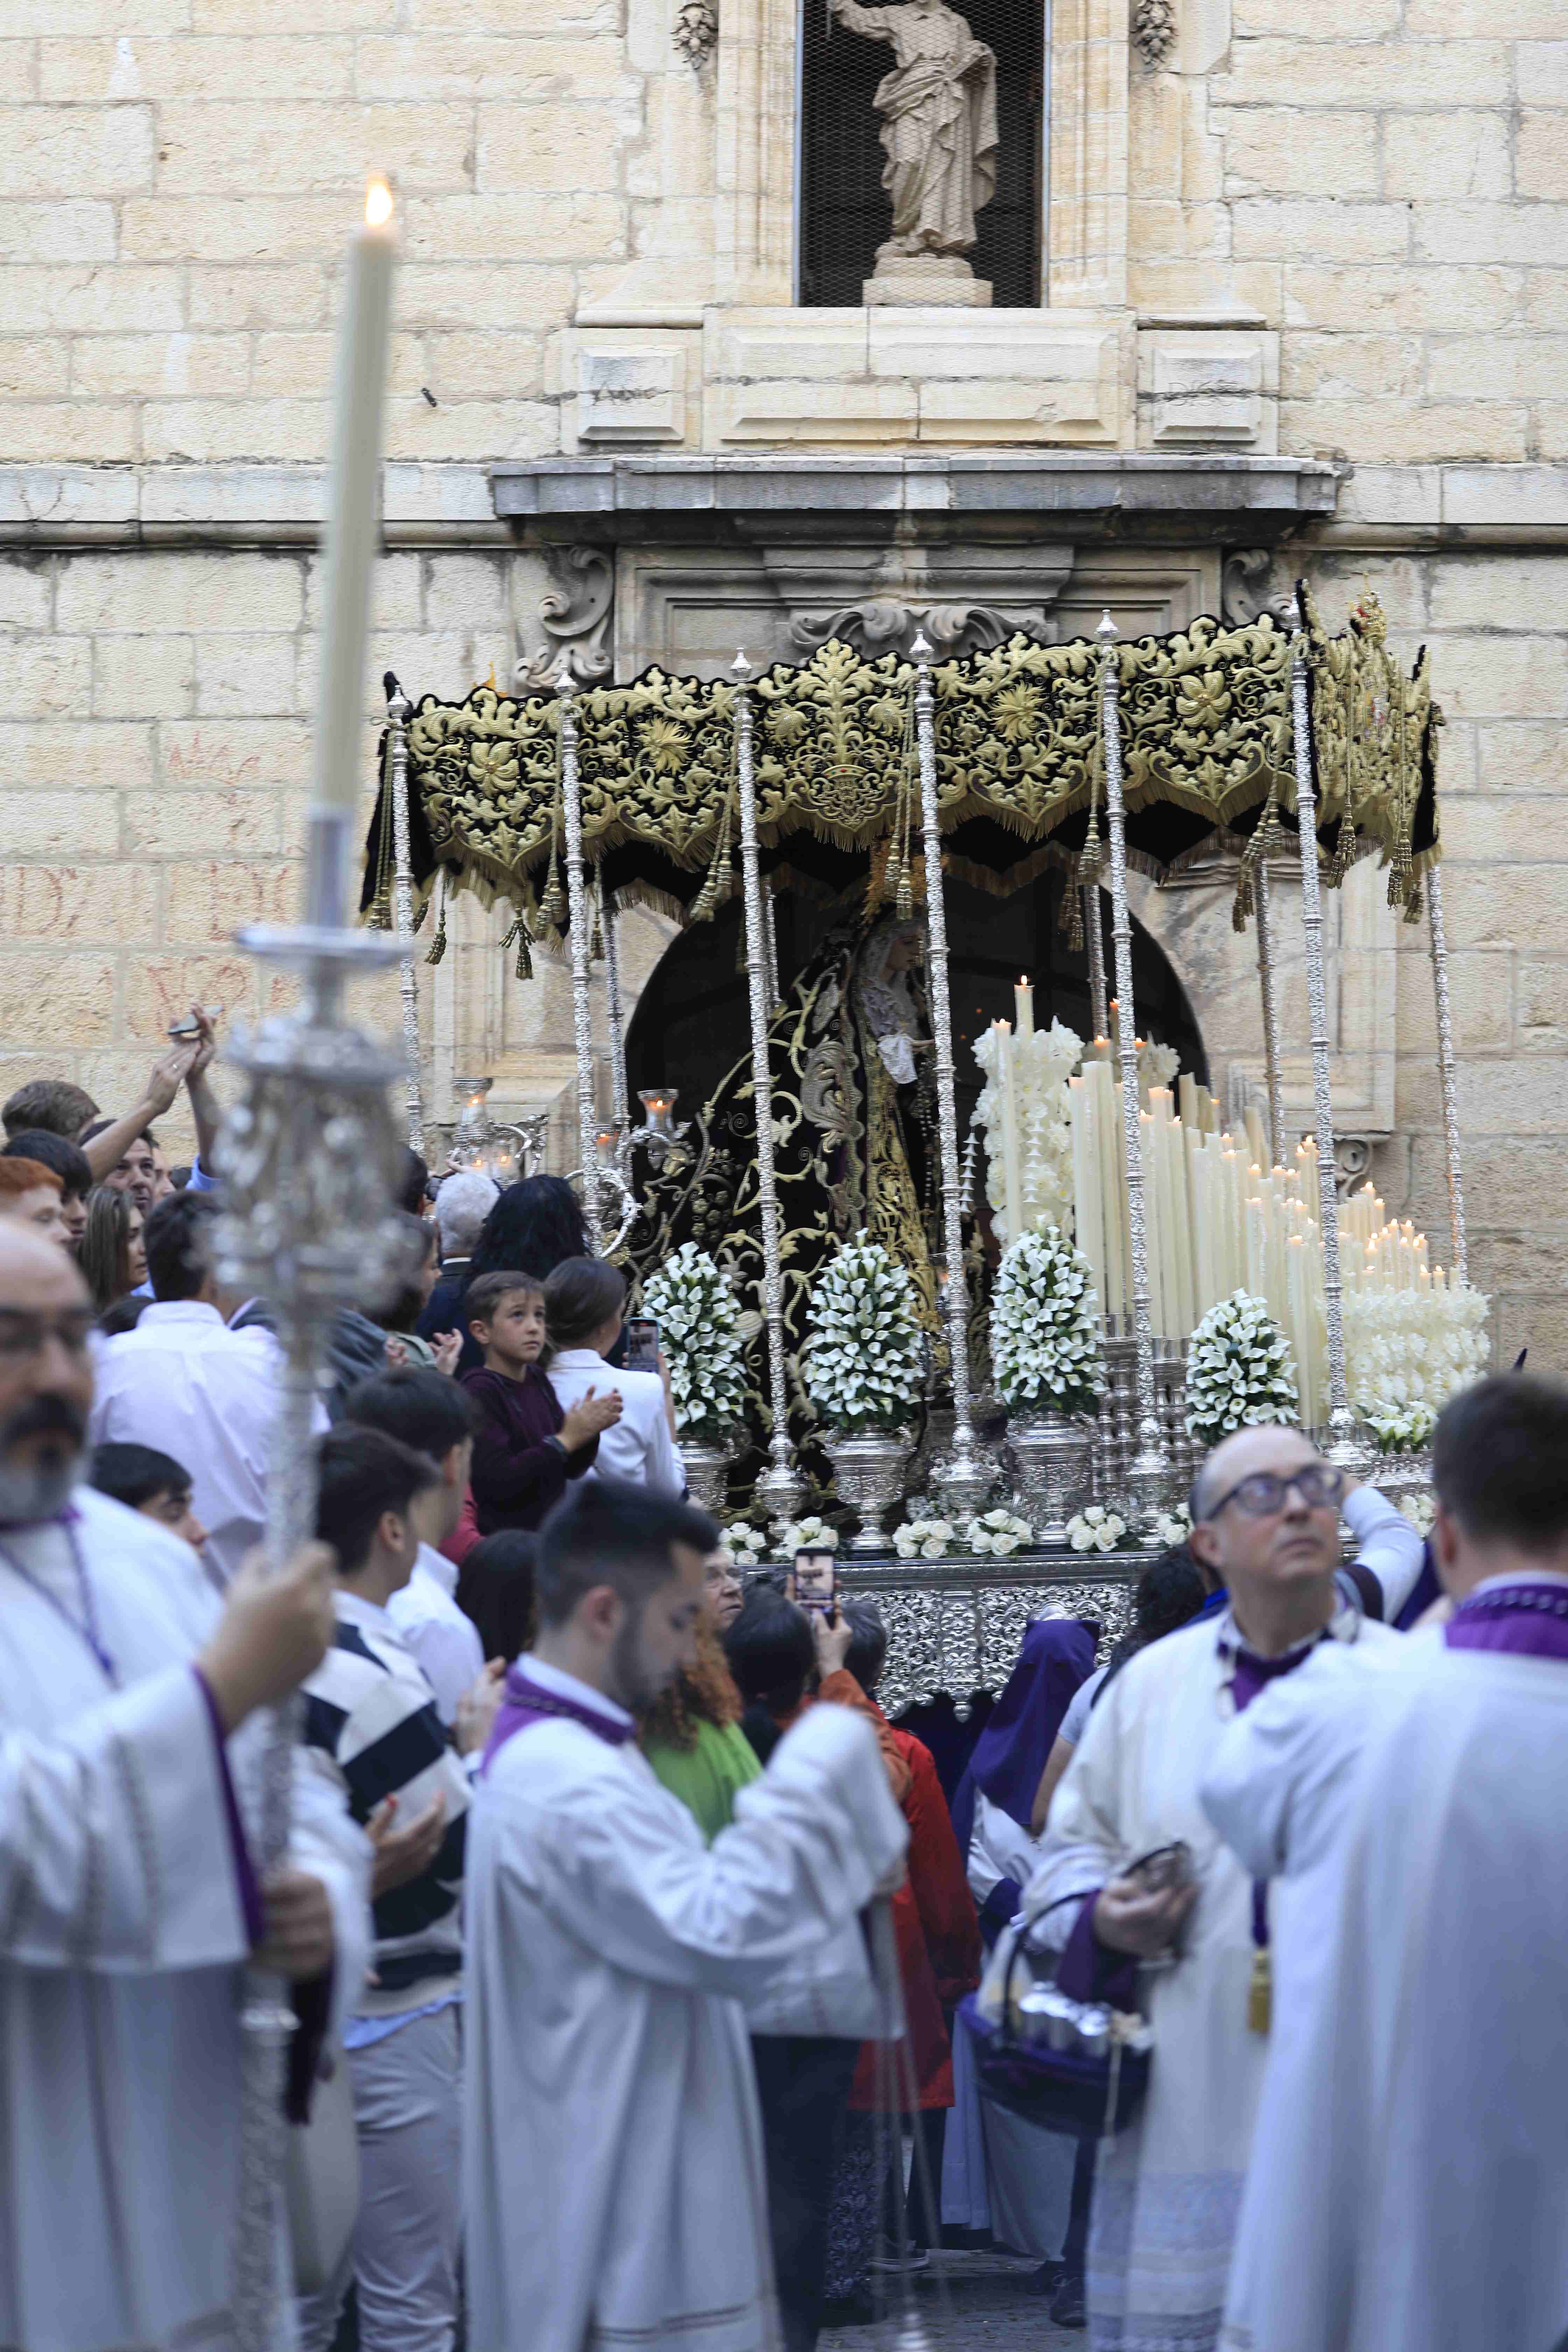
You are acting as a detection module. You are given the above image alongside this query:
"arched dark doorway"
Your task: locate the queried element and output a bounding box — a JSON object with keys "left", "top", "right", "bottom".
{"left": 626, "top": 868, "right": 1207, "bottom": 1137}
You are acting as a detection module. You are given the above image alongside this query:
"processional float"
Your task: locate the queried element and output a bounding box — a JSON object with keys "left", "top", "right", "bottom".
{"left": 366, "top": 581, "right": 1461, "bottom": 1555}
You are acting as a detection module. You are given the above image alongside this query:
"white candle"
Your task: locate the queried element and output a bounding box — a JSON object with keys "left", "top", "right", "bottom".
{"left": 310, "top": 175, "right": 398, "bottom": 854}
{"left": 1014, "top": 976, "right": 1034, "bottom": 1039}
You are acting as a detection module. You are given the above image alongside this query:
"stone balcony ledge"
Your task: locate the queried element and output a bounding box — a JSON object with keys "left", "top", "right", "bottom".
{"left": 492, "top": 451, "right": 1345, "bottom": 548}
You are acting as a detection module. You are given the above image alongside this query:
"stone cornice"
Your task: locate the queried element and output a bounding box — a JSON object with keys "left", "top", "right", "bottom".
{"left": 0, "top": 460, "right": 1566, "bottom": 552}
{"left": 491, "top": 452, "right": 1345, "bottom": 547}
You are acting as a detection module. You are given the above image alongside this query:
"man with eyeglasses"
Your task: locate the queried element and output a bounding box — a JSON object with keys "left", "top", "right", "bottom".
{"left": 1019, "top": 1422, "right": 1418, "bottom": 2352}
{"left": 1203, "top": 1372, "right": 1568, "bottom": 2352}
{"left": 0, "top": 1221, "right": 372, "bottom": 2352}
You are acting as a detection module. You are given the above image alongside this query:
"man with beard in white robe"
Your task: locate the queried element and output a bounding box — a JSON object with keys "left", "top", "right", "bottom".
{"left": 465, "top": 1477, "right": 909, "bottom": 2352}
{"left": 1202, "top": 1371, "right": 1568, "bottom": 2352}
{"left": 0, "top": 1222, "right": 372, "bottom": 2352}
{"left": 1023, "top": 1431, "right": 1414, "bottom": 2352}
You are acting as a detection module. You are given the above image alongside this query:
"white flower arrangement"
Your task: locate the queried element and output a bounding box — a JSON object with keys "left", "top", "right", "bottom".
{"left": 721, "top": 1520, "right": 769, "bottom": 1568}
{"left": 802, "top": 1232, "right": 924, "bottom": 1435}
{"left": 1185, "top": 1290, "right": 1300, "bottom": 1445}
{"left": 640, "top": 1244, "right": 748, "bottom": 1444}
{"left": 1344, "top": 1282, "right": 1489, "bottom": 1424}
{"left": 972, "top": 1018, "right": 1083, "bottom": 1246}
{"left": 966, "top": 1508, "right": 1034, "bottom": 1558}
{"left": 1152, "top": 1502, "right": 1194, "bottom": 1547}
{"left": 1138, "top": 1038, "right": 1180, "bottom": 1093}
{"left": 1398, "top": 1490, "right": 1437, "bottom": 1537}
{"left": 1365, "top": 1400, "right": 1438, "bottom": 1456}
{"left": 774, "top": 1514, "right": 839, "bottom": 1559}
{"left": 989, "top": 1224, "right": 1105, "bottom": 1415}
{"left": 1067, "top": 1505, "right": 1127, "bottom": 1553}
{"left": 893, "top": 1517, "right": 958, "bottom": 1561}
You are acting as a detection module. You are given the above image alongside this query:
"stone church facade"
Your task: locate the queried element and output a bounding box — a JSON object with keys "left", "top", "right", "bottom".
{"left": 0, "top": 0, "right": 1563, "bottom": 1362}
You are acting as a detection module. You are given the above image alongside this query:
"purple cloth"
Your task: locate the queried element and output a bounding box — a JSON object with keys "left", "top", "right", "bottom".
{"left": 460, "top": 1360, "right": 598, "bottom": 1535}
{"left": 1395, "top": 1538, "right": 1441, "bottom": 1631}
{"left": 483, "top": 1662, "right": 634, "bottom": 1775}
{"left": 192, "top": 1665, "right": 265, "bottom": 1947}
{"left": 951, "top": 1616, "right": 1098, "bottom": 1863}
{"left": 1445, "top": 1581, "right": 1568, "bottom": 1658}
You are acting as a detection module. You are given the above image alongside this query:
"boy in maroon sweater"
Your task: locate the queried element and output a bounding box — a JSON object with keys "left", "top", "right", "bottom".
{"left": 459, "top": 1270, "right": 621, "bottom": 1534}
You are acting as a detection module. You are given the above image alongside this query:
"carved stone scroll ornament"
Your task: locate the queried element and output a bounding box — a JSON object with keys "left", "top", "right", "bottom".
{"left": 1131, "top": 0, "right": 1176, "bottom": 67}
{"left": 788, "top": 598, "right": 1052, "bottom": 661}
{"left": 1332, "top": 1133, "right": 1374, "bottom": 1197}
{"left": 673, "top": 0, "right": 718, "bottom": 65}
{"left": 1222, "top": 548, "right": 1293, "bottom": 630}
{"left": 514, "top": 547, "right": 615, "bottom": 694}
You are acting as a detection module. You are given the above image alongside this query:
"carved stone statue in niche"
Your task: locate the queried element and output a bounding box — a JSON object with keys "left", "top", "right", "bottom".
{"left": 828, "top": 0, "right": 999, "bottom": 307}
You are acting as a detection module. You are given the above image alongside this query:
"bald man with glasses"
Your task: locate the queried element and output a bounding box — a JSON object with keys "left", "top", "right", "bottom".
{"left": 1017, "top": 1423, "right": 1420, "bottom": 2352}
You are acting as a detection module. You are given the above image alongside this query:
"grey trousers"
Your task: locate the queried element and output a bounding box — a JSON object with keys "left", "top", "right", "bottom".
{"left": 297, "top": 2004, "right": 462, "bottom": 2352}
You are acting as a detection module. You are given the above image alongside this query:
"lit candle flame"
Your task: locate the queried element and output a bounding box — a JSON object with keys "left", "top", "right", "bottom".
{"left": 365, "top": 175, "right": 394, "bottom": 230}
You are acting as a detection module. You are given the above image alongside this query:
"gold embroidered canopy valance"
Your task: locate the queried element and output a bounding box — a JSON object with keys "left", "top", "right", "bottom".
{"left": 362, "top": 593, "right": 1437, "bottom": 937}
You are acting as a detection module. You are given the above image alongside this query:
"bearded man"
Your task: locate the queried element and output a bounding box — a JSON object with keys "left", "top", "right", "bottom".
{"left": 0, "top": 1222, "right": 370, "bottom": 2352}
{"left": 465, "top": 1476, "right": 909, "bottom": 2352}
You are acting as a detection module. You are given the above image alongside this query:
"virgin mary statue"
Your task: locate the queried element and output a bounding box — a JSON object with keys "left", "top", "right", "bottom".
{"left": 627, "top": 911, "right": 945, "bottom": 1462}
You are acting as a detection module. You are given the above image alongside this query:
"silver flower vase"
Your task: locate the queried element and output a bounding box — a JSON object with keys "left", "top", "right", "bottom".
{"left": 824, "top": 1429, "right": 912, "bottom": 1553}
{"left": 1009, "top": 1412, "right": 1093, "bottom": 1546}
{"left": 680, "top": 1437, "right": 734, "bottom": 1517}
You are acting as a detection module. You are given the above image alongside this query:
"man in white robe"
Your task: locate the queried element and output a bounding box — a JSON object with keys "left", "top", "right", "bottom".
{"left": 465, "top": 1477, "right": 909, "bottom": 2352}
{"left": 0, "top": 1223, "right": 372, "bottom": 2352}
{"left": 1025, "top": 1432, "right": 1409, "bottom": 2352}
{"left": 1203, "top": 1371, "right": 1568, "bottom": 2352}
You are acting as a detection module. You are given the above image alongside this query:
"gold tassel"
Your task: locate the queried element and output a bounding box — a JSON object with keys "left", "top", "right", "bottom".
{"left": 1248, "top": 1946, "right": 1272, "bottom": 2035}
{"left": 1403, "top": 877, "right": 1423, "bottom": 926}
{"left": 1327, "top": 809, "right": 1356, "bottom": 888}
{"left": 1061, "top": 882, "right": 1084, "bottom": 950}
{"left": 424, "top": 881, "right": 448, "bottom": 965}
{"left": 1232, "top": 857, "right": 1255, "bottom": 934}
{"left": 590, "top": 910, "right": 603, "bottom": 961}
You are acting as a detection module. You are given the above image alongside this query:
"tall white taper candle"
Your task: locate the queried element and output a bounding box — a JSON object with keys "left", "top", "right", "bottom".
{"left": 307, "top": 175, "right": 397, "bottom": 925}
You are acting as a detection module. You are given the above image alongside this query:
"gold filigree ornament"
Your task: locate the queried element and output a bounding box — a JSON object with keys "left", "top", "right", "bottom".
{"left": 368, "top": 607, "right": 1440, "bottom": 932}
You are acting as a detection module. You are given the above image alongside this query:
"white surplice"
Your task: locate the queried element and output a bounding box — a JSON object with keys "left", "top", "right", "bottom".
{"left": 0, "top": 1487, "right": 371, "bottom": 2352}
{"left": 1026, "top": 1608, "right": 1398, "bottom": 2352}
{"left": 1202, "top": 1614, "right": 1568, "bottom": 2352}
{"left": 464, "top": 1697, "right": 907, "bottom": 2352}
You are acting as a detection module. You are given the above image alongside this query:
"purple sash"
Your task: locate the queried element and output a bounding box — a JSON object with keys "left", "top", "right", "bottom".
{"left": 1445, "top": 1582, "right": 1568, "bottom": 1660}
{"left": 482, "top": 1662, "right": 634, "bottom": 1775}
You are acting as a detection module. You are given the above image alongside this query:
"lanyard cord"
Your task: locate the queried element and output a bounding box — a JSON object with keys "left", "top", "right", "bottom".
{"left": 0, "top": 1518, "right": 117, "bottom": 1686}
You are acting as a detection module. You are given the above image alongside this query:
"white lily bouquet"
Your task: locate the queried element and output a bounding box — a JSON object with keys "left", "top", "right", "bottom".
{"left": 967, "top": 1508, "right": 1033, "bottom": 1557}
{"left": 1067, "top": 1505, "right": 1128, "bottom": 1553}
{"left": 990, "top": 1224, "right": 1105, "bottom": 1416}
{"left": 803, "top": 1232, "right": 924, "bottom": 1435}
{"left": 1185, "top": 1290, "right": 1300, "bottom": 1446}
{"left": 639, "top": 1244, "right": 748, "bottom": 1444}
{"left": 1365, "top": 1400, "right": 1438, "bottom": 1456}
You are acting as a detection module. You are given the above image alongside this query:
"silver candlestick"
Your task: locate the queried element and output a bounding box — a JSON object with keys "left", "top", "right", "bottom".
{"left": 732, "top": 653, "right": 804, "bottom": 1532}
{"left": 1426, "top": 860, "right": 1468, "bottom": 1284}
{"left": 911, "top": 635, "right": 990, "bottom": 1520}
{"left": 1287, "top": 605, "right": 1365, "bottom": 1470}
{"left": 557, "top": 667, "right": 603, "bottom": 1251}
{"left": 383, "top": 676, "right": 426, "bottom": 1157}
{"left": 1254, "top": 856, "right": 1286, "bottom": 1170}
{"left": 1096, "top": 613, "right": 1173, "bottom": 1534}
{"left": 216, "top": 811, "right": 411, "bottom": 2352}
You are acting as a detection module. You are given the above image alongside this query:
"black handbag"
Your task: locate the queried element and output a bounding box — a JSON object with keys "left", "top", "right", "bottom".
{"left": 958, "top": 1891, "right": 1151, "bottom": 2141}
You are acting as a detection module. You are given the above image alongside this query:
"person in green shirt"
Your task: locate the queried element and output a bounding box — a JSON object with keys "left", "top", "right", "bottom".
{"left": 640, "top": 1545, "right": 760, "bottom": 1841}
